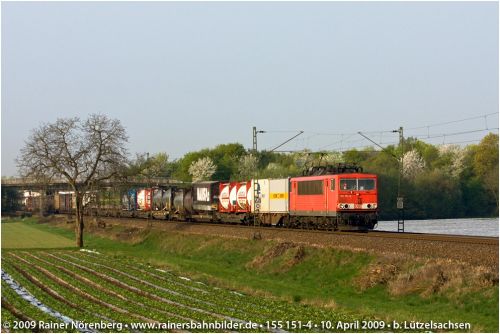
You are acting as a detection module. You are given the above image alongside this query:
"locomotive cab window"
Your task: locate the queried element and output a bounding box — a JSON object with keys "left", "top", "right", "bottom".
{"left": 330, "top": 179, "right": 336, "bottom": 191}
{"left": 340, "top": 178, "right": 376, "bottom": 191}
{"left": 340, "top": 179, "right": 357, "bottom": 191}
{"left": 358, "top": 179, "right": 376, "bottom": 190}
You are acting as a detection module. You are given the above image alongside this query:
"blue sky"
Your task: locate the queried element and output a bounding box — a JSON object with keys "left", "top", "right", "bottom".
{"left": 2, "top": 1, "right": 498, "bottom": 176}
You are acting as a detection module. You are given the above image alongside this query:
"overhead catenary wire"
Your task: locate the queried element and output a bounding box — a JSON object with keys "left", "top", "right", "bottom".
{"left": 168, "top": 127, "right": 495, "bottom": 164}
{"left": 260, "top": 112, "right": 498, "bottom": 138}
{"left": 408, "top": 127, "right": 499, "bottom": 140}
{"left": 267, "top": 131, "right": 304, "bottom": 152}
{"left": 405, "top": 112, "right": 499, "bottom": 131}
{"left": 259, "top": 112, "right": 498, "bottom": 153}
{"left": 272, "top": 136, "right": 491, "bottom": 156}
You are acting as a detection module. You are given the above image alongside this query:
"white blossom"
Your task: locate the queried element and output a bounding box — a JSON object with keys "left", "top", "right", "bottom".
{"left": 238, "top": 154, "right": 258, "bottom": 179}
{"left": 322, "top": 152, "right": 343, "bottom": 164}
{"left": 402, "top": 149, "right": 426, "bottom": 180}
{"left": 266, "top": 162, "right": 281, "bottom": 171}
{"left": 438, "top": 144, "right": 467, "bottom": 178}
{"left": 188, "top": 157, "right": 217, "bottom": 182}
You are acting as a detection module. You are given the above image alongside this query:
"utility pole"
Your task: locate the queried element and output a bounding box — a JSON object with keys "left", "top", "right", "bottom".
{"left": 253, "top": 127, "right": 257, "bottom": 152}
{"left": 252, "top": 126, "right": 265, "bottom": 152}
{"left": 252, "top": 127, "right": 265, "bottom": 228}
{"left": 392, "top": 127, "right": 404, "bottom": 232}
{"left": 146, "top": 152, "right": 152, "bottom": 227}
{"left": 359, "top": 127, "right": 405, "bottom": 232}
{"left": 251, "top": 127, "right": 302, "bottom": 228}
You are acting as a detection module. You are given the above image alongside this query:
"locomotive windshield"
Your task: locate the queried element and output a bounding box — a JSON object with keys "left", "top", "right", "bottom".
{"left": 358, "top": 178, "right": 376, "bottom": 190}
{"left": 340, "top": 179, "right": 357, "bottom": 190}
{"left": 340, "top": 178, "right": 376, "bottom": 191}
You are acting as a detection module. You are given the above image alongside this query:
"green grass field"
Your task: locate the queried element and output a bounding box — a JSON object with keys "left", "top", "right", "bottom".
{"left": 1, "top": 218, "right": 74, "bottom": 249}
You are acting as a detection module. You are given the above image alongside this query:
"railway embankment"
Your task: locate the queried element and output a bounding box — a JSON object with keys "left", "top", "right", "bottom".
{"left": 85, "top": 216, "right": 498, "bottom": 268}
{"left": 20, "top": 215, "right": 497, "bottom": 332}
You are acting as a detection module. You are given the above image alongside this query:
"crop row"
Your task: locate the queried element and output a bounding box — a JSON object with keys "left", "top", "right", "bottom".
{"left": 3, "top": 250, "right": 359, "bottom": 333}
{"left": 2, "top": 254, "right": 151, "bottom": 332}
{"left": 3, "top": 254, "right": 200, "bottom": 332}
{"left": 7, "top": 252, "right": 216, "bottom": 331}
{"left": 60, "top": 250, "right": 316, "bottom": 327}
{"left": 1, "top": 277, "right": 69, "bottom": 333}
{"left": 4, "top": 252, "right": 259, "bottom": 332}
{"left": 70, "top": 250, "right": 357, "bottom": 325}
{"left": 29, "top": 252, "right": 225, "bottom": 324}
{"left": 48, "top": 252, "right": 262, "bottom": 324}
{"left": 1, "top": 306, "right": 27, "bottom": 333}
{"left": 1, "top": 260, "right": 115, "bottom": 329}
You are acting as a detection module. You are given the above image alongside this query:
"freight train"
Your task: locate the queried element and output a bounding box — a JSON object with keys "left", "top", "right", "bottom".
{"left": 21, "top": 166, "right": 378, "bottom": 231}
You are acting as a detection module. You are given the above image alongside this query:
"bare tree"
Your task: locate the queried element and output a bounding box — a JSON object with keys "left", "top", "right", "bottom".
{"left": 17, "top": 114, "right": 128, "bottom": 247}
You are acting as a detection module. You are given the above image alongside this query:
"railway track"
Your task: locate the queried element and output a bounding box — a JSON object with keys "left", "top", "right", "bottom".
{"left": 87, "top": 215, "right": 498, "bottom": 246}
{"left": 357, "top": 230, "right": 497, "bottom": 245}
{"left": 180, "top": 221, "right": 498, "bottom": 246}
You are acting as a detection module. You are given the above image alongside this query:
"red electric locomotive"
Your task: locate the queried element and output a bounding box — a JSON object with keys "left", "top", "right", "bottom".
{"left": 288, "top": 173, "right": 378, "bottom": 230}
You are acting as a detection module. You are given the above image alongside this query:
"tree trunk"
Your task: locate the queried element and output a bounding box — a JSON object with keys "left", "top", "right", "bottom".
{"left": 75, "top": 193, "right": 84, "bottom": 248}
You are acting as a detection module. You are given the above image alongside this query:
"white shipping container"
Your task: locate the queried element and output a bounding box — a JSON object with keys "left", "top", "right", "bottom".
{"left": 248, "top": 178, "right": 289, "bottom": 213}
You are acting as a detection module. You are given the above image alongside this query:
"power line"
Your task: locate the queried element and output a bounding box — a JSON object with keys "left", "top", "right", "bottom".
{"left": 405, "top": 112, "right": 499, "bottom": 131}
{"left": 274, "top": 136, "right": 492, "bottom": 155}
{"left": 308, "top": 113, "right": 498, "bottom": 152}
{"left": 254, "top": 113, "right": 498, "bottom": 154}
{"left": 433, "top": 138, "right": 495, "bottom": 146}
{"left": 410, "top": 127, "right": 499, "bottom": 140}
{"left": 262, "top": 112, "right": 497, "bottom": 138}
{"left": 271, "top": 130, "right": 497, "bottom": 154}
{"left": 267, "top": 131, "right": 304, "bottom": 152}
{"left": 262, "top": 130, "right": 304, "bottom": 133}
